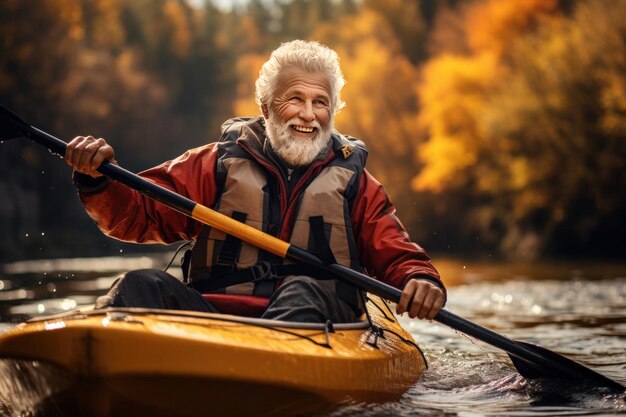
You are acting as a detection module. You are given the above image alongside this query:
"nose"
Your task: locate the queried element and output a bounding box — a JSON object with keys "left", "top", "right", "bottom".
{"left": 298, "top": 101, "right": 315, "bottom": 122}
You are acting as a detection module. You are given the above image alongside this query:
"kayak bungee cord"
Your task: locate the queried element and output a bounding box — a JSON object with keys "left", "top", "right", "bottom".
{"left": 22, "top": 299, "right": 417, "bottom": 351}
{"left": 0, "top": 104, "right": 623, "bottom": 392}
{"left": 363, "top": 295, "right": 397, "bottom": 323}
{"left": 358, "top": 293, "right": 426, "bottom": 356}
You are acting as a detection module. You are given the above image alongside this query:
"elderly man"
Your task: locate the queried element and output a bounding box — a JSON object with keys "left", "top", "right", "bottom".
{"left": 65, "top": 40, "right": 446, "bottom": 323}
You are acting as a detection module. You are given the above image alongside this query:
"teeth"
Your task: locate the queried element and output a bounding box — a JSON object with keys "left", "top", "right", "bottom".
{"left": 293, "top": 126, "right": 314, "bottom": 133}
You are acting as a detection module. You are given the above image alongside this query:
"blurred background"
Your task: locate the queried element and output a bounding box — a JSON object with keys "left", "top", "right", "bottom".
{"left": 1, "top": 0, "right": 625, "bottom": 263}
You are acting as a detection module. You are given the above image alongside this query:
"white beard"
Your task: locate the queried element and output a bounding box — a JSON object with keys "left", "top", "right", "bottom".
{"left": 265, "top": 112, "right": 333, "bottom": 167}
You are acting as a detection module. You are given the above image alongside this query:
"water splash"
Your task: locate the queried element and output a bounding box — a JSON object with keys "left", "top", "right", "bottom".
{"left": 0, "top": 359, "right": 72, "bottom": 417}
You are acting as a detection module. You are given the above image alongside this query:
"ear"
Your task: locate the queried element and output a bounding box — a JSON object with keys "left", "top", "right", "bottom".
{"left": 261, "top": 103, "right": 270, "bottom": 119}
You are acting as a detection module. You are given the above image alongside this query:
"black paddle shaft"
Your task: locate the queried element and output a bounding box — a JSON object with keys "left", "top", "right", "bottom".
{"left": 1, "top": 103, "right": 624, "bottom": 392}
{"left": 0, "top": 105, "right": 197, "bottom": 216}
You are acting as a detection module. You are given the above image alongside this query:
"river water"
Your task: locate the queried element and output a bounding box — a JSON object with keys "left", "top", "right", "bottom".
{"left": 0, "top": 256, "right": 625, "bottom": 416}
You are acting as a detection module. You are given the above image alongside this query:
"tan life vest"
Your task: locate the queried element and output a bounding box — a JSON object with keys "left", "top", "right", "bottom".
{"left": 188, "top": 117, "right": 368, "bottom": 313}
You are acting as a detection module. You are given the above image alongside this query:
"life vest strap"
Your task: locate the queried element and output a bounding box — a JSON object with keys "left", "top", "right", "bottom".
{"left": 214, "top": 211, "right": 248, "bottom": 267}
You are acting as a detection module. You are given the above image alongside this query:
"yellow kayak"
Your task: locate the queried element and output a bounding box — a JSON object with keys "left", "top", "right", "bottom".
{"left": 0, "top": 295, "right": 426, "bottom": 417}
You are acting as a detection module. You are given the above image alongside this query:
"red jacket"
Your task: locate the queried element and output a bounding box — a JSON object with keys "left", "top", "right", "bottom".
{"left": 77, "top": 123, "right": 445, "bottom": 311}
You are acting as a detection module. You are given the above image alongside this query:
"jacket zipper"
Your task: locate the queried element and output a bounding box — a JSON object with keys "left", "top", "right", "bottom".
{"left": 278, "top": 152, "right": 335, "bottom": 241}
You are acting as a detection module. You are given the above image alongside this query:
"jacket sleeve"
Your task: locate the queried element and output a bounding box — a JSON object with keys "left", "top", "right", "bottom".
{"left": 351, "top": 169, "right": 446, "bottom": 296}
{"left": 75, "top": 143, "right": 220, "bottom": 244}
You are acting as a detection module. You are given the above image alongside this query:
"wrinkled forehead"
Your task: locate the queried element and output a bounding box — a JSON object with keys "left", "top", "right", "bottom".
{"left": 273, "top": 67, "right": 333, "bottom": 99}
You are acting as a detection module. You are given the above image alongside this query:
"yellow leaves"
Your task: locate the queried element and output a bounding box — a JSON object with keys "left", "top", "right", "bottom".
{"left": 414, "top": 0, "right": 626, "bottom": 254}
{"left": 411, "top": 134, "right": 476, "bottom": 193}
{"left": 413, "top": 53, "right": 497, "bottom": 192}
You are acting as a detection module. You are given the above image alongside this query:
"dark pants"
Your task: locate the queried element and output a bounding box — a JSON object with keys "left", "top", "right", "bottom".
{"left": 96, "top": 269, "right": 357, "bottom": 323}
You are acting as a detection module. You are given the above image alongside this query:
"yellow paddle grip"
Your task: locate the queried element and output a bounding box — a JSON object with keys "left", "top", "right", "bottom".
{"left": 191, "top": 204, "right": 290, "bottom": 258}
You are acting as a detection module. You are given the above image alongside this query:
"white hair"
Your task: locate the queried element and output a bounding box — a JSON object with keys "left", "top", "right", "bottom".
{"left": 255, "top": 40, "right": 346, "bottom": 114}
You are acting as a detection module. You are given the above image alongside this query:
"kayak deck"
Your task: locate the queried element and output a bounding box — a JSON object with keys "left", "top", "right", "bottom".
{"left": 0, "top": 296, "right": 426, "bottom": 417}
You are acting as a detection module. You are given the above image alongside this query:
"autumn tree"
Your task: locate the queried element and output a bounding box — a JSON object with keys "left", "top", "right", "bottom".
{"left": 0, "top": 0, "right": 234, "bottom": 258}
{"left": 415, "top": 0, "right": 626, "bottom": 259}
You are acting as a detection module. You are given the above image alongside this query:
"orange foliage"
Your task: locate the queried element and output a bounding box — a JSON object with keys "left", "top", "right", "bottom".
{"left": 416, "top": 0, "right": 626, "bottom": 257}
{"left": 415, "top": 0, "right": 562, "bottom": 194}
{"left": 413, "top": 52, "right": 498, "bottom": 192}
{"left": 466, "top": 0, "right": 559, "bottom": 55}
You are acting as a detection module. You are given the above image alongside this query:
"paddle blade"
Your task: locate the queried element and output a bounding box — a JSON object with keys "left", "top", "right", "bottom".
{"left": 509, "top": 340, "right": 625, "bottom": 392}
{"left": 0, "top": 104, "right": 30, "bottom": 140}
{"left": 435, "top": 309, "right": 624, "bottom": 391}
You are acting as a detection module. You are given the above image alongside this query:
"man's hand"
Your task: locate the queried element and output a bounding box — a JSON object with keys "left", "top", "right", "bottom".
{"left": 65, "top": 136, "right": 115, "bottom": 178}
{"left": 396, "top": 278, "right": 445, "bottom": 320}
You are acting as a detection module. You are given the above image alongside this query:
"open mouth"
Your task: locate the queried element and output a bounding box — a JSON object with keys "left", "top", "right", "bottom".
{"left": 291, "top": 125, "right": 316, "bottom": 134}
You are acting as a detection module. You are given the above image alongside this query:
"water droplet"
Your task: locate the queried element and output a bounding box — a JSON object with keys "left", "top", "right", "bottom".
{"left": 41, "top": 232, "right": 45, "bottom": 236}
{"left": 25, "top": 233, "right": 29, "bottom": 237}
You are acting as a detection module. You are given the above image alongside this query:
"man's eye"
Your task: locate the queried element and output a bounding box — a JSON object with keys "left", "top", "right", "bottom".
{"left": 314, "top": 100, "right": 328, "bottom": 107}
{"left": 289, "top": 97, "right": 303, "bottom": 103}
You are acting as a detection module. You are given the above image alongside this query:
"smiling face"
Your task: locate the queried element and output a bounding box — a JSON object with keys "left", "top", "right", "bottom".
{"left": 262, "top": 67, "right": 334, "bottom": 167}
